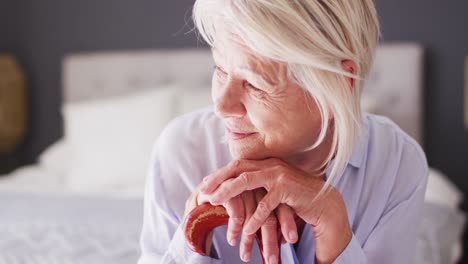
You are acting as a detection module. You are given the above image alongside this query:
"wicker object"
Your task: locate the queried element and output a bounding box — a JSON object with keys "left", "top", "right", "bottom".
{"left": 0, "top": 54, "right": 27, "bottom": 154}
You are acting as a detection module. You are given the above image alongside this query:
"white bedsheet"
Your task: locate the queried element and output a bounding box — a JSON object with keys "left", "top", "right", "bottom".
{"left": 0, "top": 165, "right": 64, "bottom": 195}
{"left": 0, "top": 164, "right": 143, "bottom": 199}
{"left": 0, "top": 192, "right": 142, "bottom": 264}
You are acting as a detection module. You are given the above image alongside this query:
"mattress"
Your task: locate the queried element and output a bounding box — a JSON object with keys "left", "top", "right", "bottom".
{"left": 0, "top": 192, "right": 142, "bottom": 264}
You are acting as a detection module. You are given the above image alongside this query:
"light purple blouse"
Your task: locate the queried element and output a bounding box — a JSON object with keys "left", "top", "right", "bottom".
{"left": 138, "top": 107, "right": 428, "bottom": 264}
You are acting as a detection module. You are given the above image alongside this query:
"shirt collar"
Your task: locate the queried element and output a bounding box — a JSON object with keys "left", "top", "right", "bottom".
{"left": 347, "top": 114, "right": 369, "bottom": 168}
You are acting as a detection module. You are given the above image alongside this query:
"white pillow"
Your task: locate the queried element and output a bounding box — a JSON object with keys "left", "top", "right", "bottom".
{"left": 63, "top": 86, "right": 177, "bottom": 194}
{"left": 425, "top": 168, "right": 464, "bottom": 210}
{"left": 175, "top": 87, "right": 213, "bottom": 116}
{"left": 38, "top": 138, "right": 71, "bottom": 176}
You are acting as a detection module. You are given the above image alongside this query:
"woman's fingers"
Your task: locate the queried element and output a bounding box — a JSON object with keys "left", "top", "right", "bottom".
{"left": 200, "top": 159, "right": 277, "bottom": 194}
{"left": 240, "top": 232, "right": 256, "bottom": 262}
{"left": 185, "top": 181, "right": 216, "bottom": 217}
{"left": 224, "top": 195, "right": 245, "bottom": 246}
{"left": 244, "top": 189, "right": 282, "bottom": 235}
{"left": 239, "top": 191, "right": 257, "bottom": 262}
{"left": 207, "top": 168, "right": 275, "bottom": 205}
{"left": 276, "top": 204, "right": 298, "bottom": 244}
{"left": 255, "top": 189, "right": 280, "bottom": 264}
{"left": 184, "top": 190, "right": 200, "bottom": 218}
{"left": 261, "top": 214, "right": 280, "bottom": 264}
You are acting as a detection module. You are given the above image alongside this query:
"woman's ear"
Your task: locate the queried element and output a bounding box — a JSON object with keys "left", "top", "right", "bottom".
{"left": 341, "top": 60, "right": 356, "bottom": 91}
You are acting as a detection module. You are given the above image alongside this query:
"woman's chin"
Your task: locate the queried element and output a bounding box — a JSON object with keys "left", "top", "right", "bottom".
{"left": 228, "top": 142, "right": 271, "bottom": 160}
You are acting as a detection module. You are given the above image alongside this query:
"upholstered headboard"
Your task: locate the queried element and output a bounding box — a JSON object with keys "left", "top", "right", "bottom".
{"left": 362, "top": 43, "right": 424, "bottom": 145}
{"left": 62, "top": 43, "right": 424, "bottom": 145}
{"left": 62, "top": 49, "right": 214, "bottom": 102}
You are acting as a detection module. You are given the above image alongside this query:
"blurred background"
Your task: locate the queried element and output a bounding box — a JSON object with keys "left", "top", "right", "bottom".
{"left": 0, "top": 0, "right": 467, "bottom": 263}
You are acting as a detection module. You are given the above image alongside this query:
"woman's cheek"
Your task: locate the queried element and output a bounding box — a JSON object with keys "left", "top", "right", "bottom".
{"left": 211, "top": 79, "right": 223, "bottom": 102}
{"left": 247, "top": 104, "right": 276, "bottom": 132}
{"left": 211, "top": 88, "right": 218, "bottom": 103}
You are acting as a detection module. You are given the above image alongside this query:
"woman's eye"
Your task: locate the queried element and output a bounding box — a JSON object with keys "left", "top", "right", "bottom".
{"left": 213, "top": 66, "right": 227, "bottom": 75}
{"left": 246, "top": 82, "right": 264, "bottom": 93}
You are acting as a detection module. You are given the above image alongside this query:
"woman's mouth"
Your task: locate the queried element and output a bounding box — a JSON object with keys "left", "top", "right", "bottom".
{"left": 226, "top": 127, "right": 256, "bottom": 140}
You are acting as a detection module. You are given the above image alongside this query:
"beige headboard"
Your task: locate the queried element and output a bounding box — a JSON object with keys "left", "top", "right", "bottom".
{"left": 363, "top": 43, "right": 424, "bottom": 145}
{"left": 62, "top": 49, "right": 214, "bottom": 102}
{"left": 62, "top": 43, "right": 424, "bottom": 145}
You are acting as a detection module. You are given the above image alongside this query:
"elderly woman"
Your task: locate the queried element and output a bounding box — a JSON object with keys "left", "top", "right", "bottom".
{"left": 138, "top": 0, "right": 428, "bottom": 263}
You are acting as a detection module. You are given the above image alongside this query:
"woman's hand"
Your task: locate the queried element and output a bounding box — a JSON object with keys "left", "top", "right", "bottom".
{"left": 198, "top": 185, "right": 298, "bottom": 263}
{"left": 200, "top": 158, "right": 352, "bottom": 264}
{"left": 184, "top": 184, "right": 216, "bottom": 256}
{"left": 185, "top": 185, "right": 285, "bottom": 262}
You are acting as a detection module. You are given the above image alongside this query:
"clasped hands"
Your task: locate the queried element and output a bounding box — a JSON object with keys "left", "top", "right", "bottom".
{"left": 184, "top": 158, "right": 352, "bottom": 264}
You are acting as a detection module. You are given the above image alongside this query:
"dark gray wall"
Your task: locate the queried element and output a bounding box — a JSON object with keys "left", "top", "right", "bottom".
{"left": 0, "top": 0, "right": 200, "bottom": 172}
{"left": 0, "top": 0, "right": 21, "bottom": 170}
{"left": 376, "top": 0, "right": 468, "bottom": 195}
{"left": 376, "top": 2, "right": 468, "bottom": 262}
{"left": 0, "top": 1, "right": 7, "bottom": 44}
{"left": 0, "top": 0, "right": 18, "bottom": 73}
{"left": 1, "top": 0, "right": 468, "bottom": 262}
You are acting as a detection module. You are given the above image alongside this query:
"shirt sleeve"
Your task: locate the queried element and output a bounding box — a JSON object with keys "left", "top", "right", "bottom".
{"left": 137, "top": 140, "right": 222, "bottom": 264}
{"left": 333, "top": 142, "right": 429, "bottom": 264}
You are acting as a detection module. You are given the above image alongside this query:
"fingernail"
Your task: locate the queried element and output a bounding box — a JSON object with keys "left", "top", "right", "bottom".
{"left": 200, "top": 177, "right": 209, "bottom": 190}
{"left": 242, "top": 253, "right": 251, "bottom": 262}
{"left": 269, "top": 255, "right": 278, "bottom": 264}
{"left": 209, "top": 197, "right": 218, "bottom": 205}
{"left": 289, "top": 230, "right": 298, "bottom": 242}
{"left": 229, "top": 238, "right": 236, "bottom": 246}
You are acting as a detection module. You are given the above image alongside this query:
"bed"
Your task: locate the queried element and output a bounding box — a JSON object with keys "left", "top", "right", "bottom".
{"left": 0, "top": 45, "right": 465, "bottom": 264}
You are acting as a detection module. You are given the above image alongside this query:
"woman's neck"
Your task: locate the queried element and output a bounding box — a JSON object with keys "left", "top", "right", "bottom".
{"left": 284, "top": 127, "right": 334, "bottom": 175}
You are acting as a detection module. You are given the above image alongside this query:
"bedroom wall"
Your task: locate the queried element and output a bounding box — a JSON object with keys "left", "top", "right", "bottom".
{"left": 0, "top": 0, "right": 201, "bottom": 173}
{"left": 0, "top": 1, "right": 7, "bottom": 44}
{"left": 375, "top": 3, "right": 468, "bottom": 261}
{"left": 376, "top": 1, "right": 468, "bottom": 189}
{"left": 0, "top": 1, "right": 22, "bottom": 172}
{"left": 1, "top": 0, "right": 468, "bottom": 261}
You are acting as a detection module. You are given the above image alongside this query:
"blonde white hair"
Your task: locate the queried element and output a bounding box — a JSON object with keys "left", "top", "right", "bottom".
{"left": 193, "top": 0, "right": 380, "bottom": 196}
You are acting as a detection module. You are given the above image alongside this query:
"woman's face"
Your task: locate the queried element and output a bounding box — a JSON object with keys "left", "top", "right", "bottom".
{"left": 212, "top": 40, "right": 324, "bottom": 160}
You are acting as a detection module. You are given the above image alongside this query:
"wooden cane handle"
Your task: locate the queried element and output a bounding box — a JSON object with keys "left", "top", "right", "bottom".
{"left": 183, "top": 203, "right": 281, "bottom": 263}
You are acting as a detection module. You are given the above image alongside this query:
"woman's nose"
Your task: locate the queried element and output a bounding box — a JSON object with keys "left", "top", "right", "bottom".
{"left": 213, "top": 79, "right": 246, "bottom": 118}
